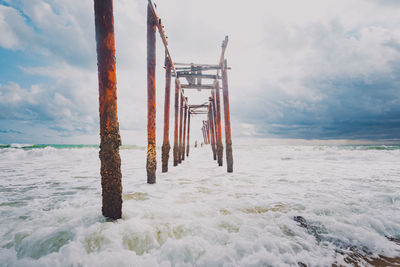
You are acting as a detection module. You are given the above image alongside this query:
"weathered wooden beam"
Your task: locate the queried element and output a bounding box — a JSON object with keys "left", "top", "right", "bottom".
{"left": 94, "top": 0, "right": 122, "bottom": 220}
{"left": 189, "top": 104, "right": 208, "bottom": 108}
{"left": 181, "top": 84, "right": 221, "bottom": 90}
{"left": 147, "top": 0, "right": 189, "bottom": 110}
{"left": 214, "top": 81, "right": 223, "bottom": 166}
{"left": 146, "top": 2, "right": 157, "bottom": 184}
{"left": 173, "top": 79, "right": 179, "bottom": 166}
{"left": 191, "top": 112, "right": 209, "bottom": 114}
{"left": 161, "top": 54, "right": 171, "bottom": 173}
{"left": 175, "top": 63, "right": 220, "bottom": 67}
{"left": 176, "top": 73, "right": 220, "bottom": 80}
{"left": 182, "top": 97, "right": 188, "bottom": 161}
{"left": 222, "top": 59, "right": 233, "bottom": 173}
{"left": 175, "top": 66, "right": 228, "bottom": 72}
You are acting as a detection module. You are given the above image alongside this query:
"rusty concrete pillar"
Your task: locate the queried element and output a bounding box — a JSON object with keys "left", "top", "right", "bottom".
{"left": 202, "top": 126, "right": 206, "bottom": 145}
{"left": 208, "top": 121, "right": 211, "bottom": 145}
{"left": 214, "top": 81, "right": 223, "bottom": 166}
{"left": 178, "top": 91, "right": 184, "bottom": 163}
{"left": 146, "top": 3, "right": 157, "bottom": 183}
{"left": 161, "top": 54, "right": 171, "bottom": 172}
{"left": 94, "top": 0, "right": 122, "bottom": 219}
{"left": 209, "top": 100, "right": 217, "bottom": 160}
{"left": 222, "top": 59, "right": 233, "bottom": 172}
{"left": 186, "top": 111, "right": 190, "bottom": 157}
{"left": 204, "top": 120, "right": 209, "bottom": 144}
{"left": 211, "top": 92, "right": 218, "bottom": 162}
{"left": 182, "top": 98, "right": 188, "bottom": 161}
{"left": 173, "top": 79, "right": 179, "bottom": 166}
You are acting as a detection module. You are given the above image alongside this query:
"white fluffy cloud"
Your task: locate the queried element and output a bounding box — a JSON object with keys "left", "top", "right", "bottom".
{"left": 1, "top": 0, "right": 400, "bottom": 143}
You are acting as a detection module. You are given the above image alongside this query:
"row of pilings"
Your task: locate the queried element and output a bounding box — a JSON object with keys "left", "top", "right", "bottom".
{"left": 200, "top": 61, "right": 233, "bottom": 171}
{"left": 94, "top": 0, "right": 233, "bottom": 219}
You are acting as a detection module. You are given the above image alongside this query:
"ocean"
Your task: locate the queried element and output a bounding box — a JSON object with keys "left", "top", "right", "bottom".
{"left": 0, "top": 143, "right": 399, "bottom": 266}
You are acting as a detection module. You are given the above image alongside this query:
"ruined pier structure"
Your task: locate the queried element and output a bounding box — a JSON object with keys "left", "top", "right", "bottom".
{"left": 146, "top": 0, "right": 233, "bottom": 179}
{"left": 94, "top": 0, "right": 233, "bottom": 219}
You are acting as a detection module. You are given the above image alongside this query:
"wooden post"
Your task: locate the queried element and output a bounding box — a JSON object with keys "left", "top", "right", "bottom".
{"left": 222, "top": 59, "right": 233, "bottom": 172}
{"left": 173, "top": 79, "right": 179, "bottom": 166}
{"left": 209, "top": 100, "right": 217, "bottom": 160}
{"left": 182, "top": 98, "right": 188, "bottom": 161}
{"left": 94, "top": 0, "right": 122, "bottom": 219}
{"left": 161, "top": 54, "right": 171, "bottom": 172}
{"left": 186, "top": 111, "right": 190, "bottom": 157}
{"left": 214, "top": 81, "right": 223, "bottom": 166}
{"left": 178, "top": 90, "right": 184, "bottom": 163}
{"left": 146, "top": 2, "right": 157, "bottom": 183}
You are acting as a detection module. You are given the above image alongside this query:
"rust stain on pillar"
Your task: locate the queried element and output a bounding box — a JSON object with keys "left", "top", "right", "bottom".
{"left": 182, "top": 98, "right": 188, "bottom": 161}
{"left": 186, "top": 111, "right": 191, "bottom": 157}
{"left": 214, "top": 82, "right": 224, "bottom": 166}
{"left": 173, "top": 79, "right": 179, "bottom": 166}
{"left": 146, "top": 3, "right": 157, "bottom": 183}
{"left": 222, "top": 59, "right": 233, "bottom": 172}
{"left": 161, "top": 55, "right": 171, "bottom": 172}
{"left": 94, "top": 0, "right": 122, "bottom": 219}
{"left": 178, "top": 90, "right": 184, "bottom": 163}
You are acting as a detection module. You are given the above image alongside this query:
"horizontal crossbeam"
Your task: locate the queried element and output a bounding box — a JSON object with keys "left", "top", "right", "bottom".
{"left": 175, "top": 73, "right": 221, "bottom": 79}
{"left": 181, "top": 84, "right": 221, "bottom": 90}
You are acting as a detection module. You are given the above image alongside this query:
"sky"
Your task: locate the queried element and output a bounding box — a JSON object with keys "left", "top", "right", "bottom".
{"left": 0, "top": 0, "right": 399, "bottom": 145}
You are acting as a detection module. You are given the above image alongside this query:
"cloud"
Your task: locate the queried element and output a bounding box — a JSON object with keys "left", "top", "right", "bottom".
{"left": 0, "top": 4, "right": 33, "bottom": 49}
{"left": 1, "top": 0, "right": 400, "bottom": 143}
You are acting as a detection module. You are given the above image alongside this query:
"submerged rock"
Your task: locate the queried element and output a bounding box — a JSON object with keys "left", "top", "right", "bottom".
{"left": 293, "top": 216, "right": 400, "bottom": 266}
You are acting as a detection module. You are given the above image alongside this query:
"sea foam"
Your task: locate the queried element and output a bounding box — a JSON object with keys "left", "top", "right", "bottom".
{"left": 0, "top": 144, "right": 399, "bottom": 266}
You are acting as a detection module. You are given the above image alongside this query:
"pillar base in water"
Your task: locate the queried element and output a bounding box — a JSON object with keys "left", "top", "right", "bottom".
{"left": 100, "top": 128, "right": 122, "bottom": 220}
{"left": 226, "top": 141, "right": 233, "bottom": 173}
{"left": 217, "top": 143, "right": 223, "bottom": 166}
{"left": 173, "top": 145, "right": 179, "bottom": 166}
{"left": 146, "top": 143, "right": 156, "bottom": 184}
{"left": 161, "top": 142, "right": 171, "bottom": 172}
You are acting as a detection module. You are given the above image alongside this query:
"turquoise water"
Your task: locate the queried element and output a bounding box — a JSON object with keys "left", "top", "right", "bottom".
{"left": 0, "top": 144, "right": 139, "bottom": 150}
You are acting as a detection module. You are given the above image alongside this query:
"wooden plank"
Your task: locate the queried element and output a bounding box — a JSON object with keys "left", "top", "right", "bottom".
{"left": 176, "top": 73, "right": 220, "bottom": 79}
{"left": 181, "top": 84, "right": 222, "bottom": 90}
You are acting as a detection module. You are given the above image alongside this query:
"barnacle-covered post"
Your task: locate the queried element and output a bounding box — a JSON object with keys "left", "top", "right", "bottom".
{"left": 173, "top": 79, "right": 179, "bottom": 166}
{"left": 178, "top": 91, "right": 184, "bottom": 163}
{"left": 94, "top": 0, "right": 122, "bottom": 219}
{"left": 222, "top": 59, "right": 233, "bottom": 172}
{"left": 214, "top": 81, "right": 223, "bottom": 166}
{"left": 161, "top": 54, "right": 171, "bottom": 172}
{"left": 146, "top": 2, "right": 157, "bottom": 183}
{"left": 182, "top": 98, "right": 188, "bottom": 161}
{"left": 186, "top": 110, "right": 191, "bottom": 157}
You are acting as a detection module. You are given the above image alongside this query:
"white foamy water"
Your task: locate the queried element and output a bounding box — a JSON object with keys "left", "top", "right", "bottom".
{"left": 0, "top": 144, "right": 399, "bottom": 266}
